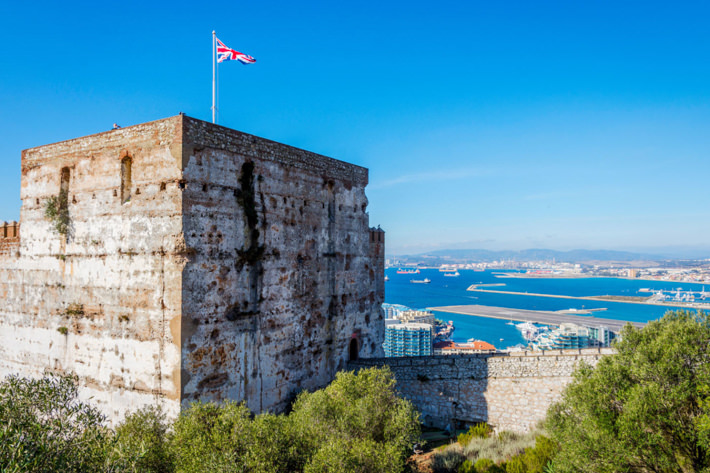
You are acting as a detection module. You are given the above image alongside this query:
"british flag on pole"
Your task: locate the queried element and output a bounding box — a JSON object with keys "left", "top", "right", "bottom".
{"left": 216, "top": 38, "right": 256, "bottom": 64}
{"left": 212, "top": 32, "right": 256, "bottom": 124}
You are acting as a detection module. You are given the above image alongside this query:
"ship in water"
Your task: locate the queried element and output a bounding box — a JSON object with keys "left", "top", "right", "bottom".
{"left": 443, "top": 271, "right": 460, "bottom": 277}
{"left": 396, "top": 268, "right": 420, "bottom": 274}
{"left": 410, "top": 278, "right": 431, "bottom": 284}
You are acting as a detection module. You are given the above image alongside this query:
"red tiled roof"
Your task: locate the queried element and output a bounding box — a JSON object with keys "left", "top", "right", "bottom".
{"left": 469, "top": 340, "right": 496, "bottom": 350}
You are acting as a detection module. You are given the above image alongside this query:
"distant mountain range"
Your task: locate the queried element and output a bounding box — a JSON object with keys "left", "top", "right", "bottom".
{"left": 390, "top": 248, "right": 710, "bottom": 264}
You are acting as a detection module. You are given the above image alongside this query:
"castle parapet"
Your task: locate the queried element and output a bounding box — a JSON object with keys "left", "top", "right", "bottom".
{"left": 0, "top": 221, "right": 20, "bottom": 257}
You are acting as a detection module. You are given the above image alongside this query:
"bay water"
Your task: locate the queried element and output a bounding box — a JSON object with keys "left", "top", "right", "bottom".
{"left": 384, "top": 268, "right": 708, "bottom": 349}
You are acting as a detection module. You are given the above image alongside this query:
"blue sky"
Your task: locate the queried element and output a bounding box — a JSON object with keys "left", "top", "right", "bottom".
{"left": 1, "top": 1, "right": 708, "bottom": 256}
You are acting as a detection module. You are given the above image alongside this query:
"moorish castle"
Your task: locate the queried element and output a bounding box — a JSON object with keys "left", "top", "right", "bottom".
{"left": 0, "top": 115, "right": 385, "bottom": 422}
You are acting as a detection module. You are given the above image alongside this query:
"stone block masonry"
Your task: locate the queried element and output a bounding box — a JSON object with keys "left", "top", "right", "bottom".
{"left": 0, "top": 115, "right": 384, "bottom": 423}
{"left": 349, "top": 348, "right": 613, "bottom": 432}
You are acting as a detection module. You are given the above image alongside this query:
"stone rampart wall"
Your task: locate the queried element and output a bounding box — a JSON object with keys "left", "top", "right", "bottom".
{"left": 1, "top": 117, "right": 185, "bottom": 423}
{"left": 177, "top": 131, "right": 384, "bottom": 412}
{"left": 350, "top": 348, "right": 613, "bottom": 432}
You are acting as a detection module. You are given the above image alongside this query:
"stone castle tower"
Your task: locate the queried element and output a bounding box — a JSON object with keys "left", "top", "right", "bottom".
{"left": 0, "top": 115, "right": 385, "bottom": 422}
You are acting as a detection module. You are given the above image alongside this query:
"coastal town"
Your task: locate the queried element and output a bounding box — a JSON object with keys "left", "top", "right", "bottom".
{"left": 386, "top": 257, "right": 710, "bottom": 284}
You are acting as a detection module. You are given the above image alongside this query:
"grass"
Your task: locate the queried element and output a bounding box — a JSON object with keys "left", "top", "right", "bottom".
{"left": 430, "top": 427, "right": 542, "bottom": 472}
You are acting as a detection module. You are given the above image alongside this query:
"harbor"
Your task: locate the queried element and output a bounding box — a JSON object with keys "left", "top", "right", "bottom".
{"left": 428, "top": 304, "right": 646, "bottom": 332}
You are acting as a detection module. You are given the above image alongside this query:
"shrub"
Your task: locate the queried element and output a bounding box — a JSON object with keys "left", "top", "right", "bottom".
{"left": 521, "top": 435, "right": 556, "bottom": 473}
{"left": 0, "top": 366, "right": 421, "bottom": 473}
{"left": 546, "top": 310, "right": 710, "bottom": 472}
{"left": 432, "top": 446, "right": 465, "bottom": 473}
{"left": 0, "top": 373, "right": 110, "bottom": 472}
{"left": 291, "top": 366, "right": 421, "bottom": 471}
{"left": 111, "top": 405, "right": 173, "bottom": 472}
{"left": 44, "top": 189, "right": 70, "bottom": 236}
{"left": 435, "top": 429, "right": 541, "bottom": 472}
{"left": 304, "top": 437, "right": 402, "bottom": 473}
{"left": 458, "top": 423, "right": 493, "bottom": 447}
{"left": 458, "top": 459, "right": 475, "bottom": 473}
{"left": 475, "top": 457, "right": 505, "bottom": 472}
{"left": 170, "top": 401, "right": 253, "bottom": 473}
{"left": 505, "top": 456, "right": 525, "bottom": 473}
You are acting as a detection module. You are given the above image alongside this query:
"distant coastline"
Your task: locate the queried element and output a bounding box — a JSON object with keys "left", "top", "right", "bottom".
{"left": 493, "top": 271, "right": 709, "bottom": 286}
{"left": 388, "top": 267, "right": 709, "bottom": 286}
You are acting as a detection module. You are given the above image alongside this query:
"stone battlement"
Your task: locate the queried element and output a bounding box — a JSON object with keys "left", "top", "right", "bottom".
{"left": 0, "top": 221, "right": 19, "bottom": 238}
{"left": 0, "top": 221, "right": 20, "bottom": 258}
{"left": 349, "top": 348, "right": 613, "bottom": 432}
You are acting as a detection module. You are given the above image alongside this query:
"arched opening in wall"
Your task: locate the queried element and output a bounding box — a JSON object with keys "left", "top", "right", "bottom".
{"left": 349, "top": 338, "right": 359, "bottom": 361}
{"left": 59, "top": 167, "right": 70, "bottom": 211}
{"left": 121, "top": 157, "right": 132, "bottom": 204}
{"left": 60, "top": 167, "right": 70, "bottom": 194}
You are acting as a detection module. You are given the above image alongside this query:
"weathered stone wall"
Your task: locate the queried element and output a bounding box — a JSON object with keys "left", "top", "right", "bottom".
{"left": 349, "top": 348, "right": 613, "bottom": 432}
{"left": 0, "top": 117, "right": 186, "bottom": 422}
{"left": 0, "top": 115, "right": 384, "bottom": 422}
{"left": 177, "top": 117, "right": 384, "bottom": 412}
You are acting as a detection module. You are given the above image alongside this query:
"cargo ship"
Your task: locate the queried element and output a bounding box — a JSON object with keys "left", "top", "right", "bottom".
{"left": 396, "top": 268, "right": 420, "bottom": 274}
{"left": 410, "top": 278, "right": 431, "bottom": 284}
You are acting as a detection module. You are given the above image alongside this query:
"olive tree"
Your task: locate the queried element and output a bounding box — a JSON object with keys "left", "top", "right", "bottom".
{"left": 546, "top": 310, "right": 710, "bottom": 473}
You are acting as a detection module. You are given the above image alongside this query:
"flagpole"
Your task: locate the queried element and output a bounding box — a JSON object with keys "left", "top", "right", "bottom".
{"left": 212, "top": 30, "right": 216, "bottom": 124}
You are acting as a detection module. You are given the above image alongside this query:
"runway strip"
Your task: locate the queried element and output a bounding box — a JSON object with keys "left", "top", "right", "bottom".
{"left": 467, "top": 286, "right": 695, "bottom": 309}
{"left": 428, "top": 304, "right": 647, "bottom": 331}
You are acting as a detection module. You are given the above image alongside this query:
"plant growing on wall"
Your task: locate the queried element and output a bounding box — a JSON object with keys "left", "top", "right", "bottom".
{"left": 63, "top": 303, "right": 85, "bottom": 317}
{"left": 44, "top": 189, "right": 70, "bottom": 236}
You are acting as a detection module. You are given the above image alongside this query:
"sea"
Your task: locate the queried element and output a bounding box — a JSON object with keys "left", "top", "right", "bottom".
{"left": 384, "top": 268, "right": 709, "bottom": 349}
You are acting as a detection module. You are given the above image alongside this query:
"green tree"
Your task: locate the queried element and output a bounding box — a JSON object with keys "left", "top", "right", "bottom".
{"left": 546, "top": 310, "right": 710, "bottom": 473}
{"left": 111, "top": 405, "right": 174, "bottom": 473}
{"left": 0, "top": 373, "right": 110, "bottom": 472}
{"left": 169, "top": 366, "right": 419, "bottom": 473}
{"left": 291, "top": 366, "right": 421, "bottom": 473}
{"left": 169, "top": 401, "right": 254, "bottom": 473}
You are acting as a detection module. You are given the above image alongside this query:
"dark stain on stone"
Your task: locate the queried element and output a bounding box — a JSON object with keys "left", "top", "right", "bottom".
{"left": 197, "top": 372, "right": 228, "bottom": 390}
{"left": 225, "top": 305, "right": 258, "bottom": 321}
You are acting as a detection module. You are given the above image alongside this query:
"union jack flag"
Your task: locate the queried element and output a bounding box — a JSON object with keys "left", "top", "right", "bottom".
{"left": 216, "top": 38, "right": 256, "bottom": 64}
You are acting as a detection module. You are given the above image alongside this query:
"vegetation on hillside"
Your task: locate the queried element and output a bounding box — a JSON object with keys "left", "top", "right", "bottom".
{"left": 431, "top": 309, "right": 710, "bottom": 473}
{"left": 430, "top": 425, "right": 556, "bottom": 473}
{"left": 4, "top": 309, "right": 710, "bottom": 472}
{"left": 546, "top": 310, "right": 710, "bottom": 473}
{"left": 0, "top": 366, "right": 419, "bottom": 473}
